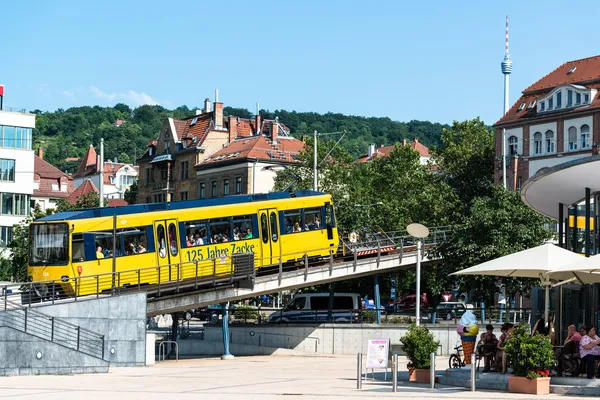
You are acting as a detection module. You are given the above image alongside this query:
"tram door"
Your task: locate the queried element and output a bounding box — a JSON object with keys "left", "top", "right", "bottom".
{"left": 258, "top": 209, "right": 281, "bottom": 267}
{"left": 154, "top": 219, "right": 181, "bottom": 282}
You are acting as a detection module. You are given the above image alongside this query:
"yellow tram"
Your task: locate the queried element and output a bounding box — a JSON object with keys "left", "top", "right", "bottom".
{"left": 28, "top": 191, "right": 339, "bottom": 296}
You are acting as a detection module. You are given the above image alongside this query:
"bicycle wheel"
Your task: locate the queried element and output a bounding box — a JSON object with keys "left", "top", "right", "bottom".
{"left": 449, "top": 354, "right": 461, "bottom": 369}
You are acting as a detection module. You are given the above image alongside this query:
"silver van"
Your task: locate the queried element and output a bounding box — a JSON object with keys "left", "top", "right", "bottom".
{"left": 269, "top": 293, "right": 361, "bottom": 323}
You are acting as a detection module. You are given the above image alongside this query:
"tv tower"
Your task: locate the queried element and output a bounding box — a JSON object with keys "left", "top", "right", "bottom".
{"left": 501, "top": 15, "right": 512, "bottom": 190}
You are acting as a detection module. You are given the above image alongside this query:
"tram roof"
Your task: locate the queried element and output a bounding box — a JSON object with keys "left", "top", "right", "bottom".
{"left": 37, "top": 190, "right": 327, "bottom": 222}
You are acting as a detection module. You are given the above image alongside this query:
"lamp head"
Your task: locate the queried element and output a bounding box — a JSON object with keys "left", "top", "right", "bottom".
{"left": 407, "top": 223, "right": 429, "bottom": 238}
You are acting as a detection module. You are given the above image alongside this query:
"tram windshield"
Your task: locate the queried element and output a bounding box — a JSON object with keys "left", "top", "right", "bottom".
{"left": 29, "top": 223, "right": 69, "bottom": 266}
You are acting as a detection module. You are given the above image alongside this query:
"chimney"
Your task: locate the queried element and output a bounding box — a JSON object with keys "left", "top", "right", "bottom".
{"left": 414, "top": 138, "right": 419, "bottom": 143}
{"left": 271, "top": 121, "right": 278, "bottom": 143}
{"left": 195, "top": 109, "right": 203, "bottom": 116}
{"left": 228, "top": 116, "right": 238, "bottom": 142}
{"left": 204, "top": 98, "right": 212, "bottom": 113}
{"left": 214, "top": 102, "right": 224, "bottom": 129}
{"left": 37, "top": 147, "right": 43, "bottom": 160}
{"left": 114, "top": 156, "right": 118, "bottom": 163}
{"left": 368, "top": 144, "right": 375, "bottom": 158}
{"left": 255, "top": 103, "right": 261, "bottom": 136}
{"left": 402, "top": 139, "right": 407, "bottom": 146}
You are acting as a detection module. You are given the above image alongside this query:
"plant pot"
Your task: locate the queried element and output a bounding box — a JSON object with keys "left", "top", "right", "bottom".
{"left": 409, "top": 368, "right": 431, "bottom": 384}
{"left": 508, "top": 376, "right": 550, "bottom": 395}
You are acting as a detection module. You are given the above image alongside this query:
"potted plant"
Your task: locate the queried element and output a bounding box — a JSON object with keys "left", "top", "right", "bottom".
{"left": 399, "top": 324, "right": 439, "bottom": 383}
{"left": 504, "top": 324, "right": 554, "bottom": 395}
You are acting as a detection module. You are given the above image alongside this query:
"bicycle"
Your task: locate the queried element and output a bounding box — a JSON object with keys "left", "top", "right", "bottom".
{"left": 449, "top": 345, "right": 466, "bottom": 369}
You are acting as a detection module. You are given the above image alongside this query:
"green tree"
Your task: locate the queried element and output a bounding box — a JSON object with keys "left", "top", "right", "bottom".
{"left": 0, "top": 218, "right": 32, "bottom": 282}
{"left": 56, "top": 192, "right": 106, "bottom": 212}
{"left": 124, "top": 181, "right": 139, "bottom": 205}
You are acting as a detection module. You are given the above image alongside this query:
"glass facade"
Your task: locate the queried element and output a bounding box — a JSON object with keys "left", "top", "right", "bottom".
{"left": 0, "top": 159, "right": 15, "bottom": 182}
{"left": 0, "top": 193, "right": 30, "bottom": 216}
{"left": 0, "top": 226, "right": 12, "bottom": 247}
{"left": 0, "top": 126, "right": 32, "bottom": 149}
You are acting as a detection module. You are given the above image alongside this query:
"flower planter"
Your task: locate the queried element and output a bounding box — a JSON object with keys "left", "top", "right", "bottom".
{"left": 508, "top": 376, "right": 550, "bottom": 395}
{"left": 409, "top": 368, "right": 431, "bottom": 384}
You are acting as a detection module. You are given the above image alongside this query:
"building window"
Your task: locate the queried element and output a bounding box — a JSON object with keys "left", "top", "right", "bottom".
{"left": 548, "top": 98, "right": 554, "bottom": 109}
{"left": 508, "top": 136, "right": 518, "bottom": 156}
{"left": 223, "top": 179, "right": 230, "bottom": 195}
{"left": 160, "top": 166, "right": 168, "bottom": 181}
{"left": 145, "top": 169, "right": 152, "bottom": 187}
{"left": 584, "top": 94, "right": 590, "bottom": 103}
{"left": 567, "top": 90, "right": 573, "bottom": 106}
{"left": 163, "top": 140, "right": 170, "bottom": 153}
{"left": 533, "top": 132, "right": 542, "bottom": 155}
{"left": 145, "top": 197, "right": 151, "bottom": 203}
{"left": 556, "top": 92, "right": 562, "bottom": 108}
{"left": 0, "top": 126, "right": 32, "bottom": 150}
{"left": 568, "top": 126, "right": 578, "bottom": 150}
{"left": 199, "top": 183, "right": 206, "bottom": 199}
{"left": 581, "top": 124, "right": 591, "bottom": 149}
{"left": 540, "top": 102, "right": 545, "bottom": 112}
{"left": 0, "top": 159, "right": 15, "bottom": 182}
{"left": 180, "top": 191, "right": 188, "bottom": 201}
{"left": 576, "top": 93, "right": 582, "bottom": 104}
{"left": 0, "top": 226, "right": 13, "bottom": 247}
{"left": 211, "top": 181, "right": 217, "bottom": 197}
{"left": 545, "top": 130, "right": 555, "bottom": 154}
{"left": 119, "top": 175, "right": 135, "bottom": 188}
{"left": 1, "top": 193, "right": 29, "bottom": 216}
{"left": 235, "top": 177, "right": 242, "bottom": 194}
{"left": 516, "top": 176, "right": 522, "bottom": 192}
{"left": 180, "top": 161, "right": 189, "bottom": 180}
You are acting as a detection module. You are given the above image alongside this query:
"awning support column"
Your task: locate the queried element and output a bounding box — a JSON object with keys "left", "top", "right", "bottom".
{"left": 558, "top": 203, "right": 564, "bottom": 248}
{"left": 586, "top": 187, "right": 591, "bottom": 258}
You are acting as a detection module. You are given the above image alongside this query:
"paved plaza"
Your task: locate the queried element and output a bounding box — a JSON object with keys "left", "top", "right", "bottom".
{"left": 0, "top": 355, "right": 589, "bottom": 399}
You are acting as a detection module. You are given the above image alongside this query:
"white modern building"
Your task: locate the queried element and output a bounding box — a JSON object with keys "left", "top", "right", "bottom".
{"left": 0, "top": 109, "right": 35, "bottom": 249}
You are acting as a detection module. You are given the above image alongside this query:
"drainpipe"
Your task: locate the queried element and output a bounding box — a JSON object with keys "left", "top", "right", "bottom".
{"left": 252, "top": 160, "right": 258, "bottom": 194}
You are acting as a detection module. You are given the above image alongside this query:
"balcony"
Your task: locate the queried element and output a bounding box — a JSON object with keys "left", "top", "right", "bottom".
{"left": 151, "top": 180, "right": 175, "bottom": 192}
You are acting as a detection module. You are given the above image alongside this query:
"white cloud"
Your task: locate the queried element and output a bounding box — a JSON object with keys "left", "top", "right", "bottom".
{"left": 90, "top": 85, "right": 159, "bottom": 106}
{"left": 61, "top": 90, "right": 76, "bottom": 100}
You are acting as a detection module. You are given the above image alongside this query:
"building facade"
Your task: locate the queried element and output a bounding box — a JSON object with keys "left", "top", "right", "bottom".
{"left": 494, "top": 55, "right": 600, "bottom": 191}
{"left": 73, "top": 145, "right": 138, "bottom": 200}
{"left": 137, "top": 96, "right": 298, "bottom": 203}
{"left": 0, "top": 108, "right": 35, "bottom": 249}
{"left": 32, "top": 148, "right": 75, "bottom": 213}
{"left": 355, "top": 139, "right": 432, "bottom": 165}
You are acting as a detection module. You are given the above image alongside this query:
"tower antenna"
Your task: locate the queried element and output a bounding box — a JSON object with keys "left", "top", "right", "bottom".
{"left": 501, "top": 14, "right": 513, "bottom": 191}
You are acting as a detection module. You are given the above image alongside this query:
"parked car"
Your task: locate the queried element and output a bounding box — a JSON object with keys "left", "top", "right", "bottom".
{"left": 394, "top": 294, "right": 429, "bottom": 310}
{"left": 436, "top": 301, "right": 473, "bottom": 320}
{"left": 269, "top": 293, "right": 361, "bottom": 323}
{"left": 183, "top": 304, "right": 224, "bottom": 322}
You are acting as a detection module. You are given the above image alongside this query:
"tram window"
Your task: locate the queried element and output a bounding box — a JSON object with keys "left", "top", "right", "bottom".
{"left": 72, "top": 233, "right": 85, "bottom": 262}
{"left": 261, "top": 213, "right": 268, "bottom": 244}
{"left": 157, "top": 225, "right": 166, "bottom": 258}
{"left": 95, "top": 232, "right": 118, "bottom": 259}
{"left": 209, "top": 218, "right": 231, "bottom": 243}
{"left": 270, "top": 212, "right": 278, "bottom": 242}
{"left": 183, "top": 220, "right": 208, "bottom": 247}
{"left": 304, "top": 208, "right": 321, "bottom": 230}
{"left": 326, "top": 204, "right": 335, "bottom": 227}
{"left": 233, "top": 215, "right": 253, "bottom": 240}
{"left": 168, "top": 223, "right": 178, "bottom": 256}
{"left": 283, "top": 209, "right": 302, "bottom": 233}
{"left": 122, "top": 228, "right": 148, "bottom": 255}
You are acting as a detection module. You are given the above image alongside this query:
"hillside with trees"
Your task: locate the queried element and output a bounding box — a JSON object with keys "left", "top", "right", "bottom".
{"left": 30, "top": 104, "right": 449, "bottom": 171}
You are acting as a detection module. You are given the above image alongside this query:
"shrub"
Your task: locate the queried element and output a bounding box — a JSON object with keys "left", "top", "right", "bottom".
{"left": 362, "top": 310, "right": 377, "bottom": 323}
{"left": 399, "top": 324, "right": 439, "bottom": 369}
{"left": 233, "top": 304, "right": 258, "bottom": 320}
{"left": 504, "top": 324, "right": 554, "bottom": 378}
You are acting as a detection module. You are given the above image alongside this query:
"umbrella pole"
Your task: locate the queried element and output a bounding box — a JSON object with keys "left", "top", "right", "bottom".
{"left": 544, "top": 285, "right": 550, "bottom": 324}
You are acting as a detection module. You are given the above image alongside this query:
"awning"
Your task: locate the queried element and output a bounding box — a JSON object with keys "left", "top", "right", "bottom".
{"left": 150, "top": 154, "right": 173, "bottom": 163}
{"left": 521, "top": 154, "right": 600, "bottom": 219}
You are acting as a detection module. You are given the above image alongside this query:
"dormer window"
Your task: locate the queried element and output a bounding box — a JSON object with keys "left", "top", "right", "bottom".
{"left": 584, "top": 94, "right": 590, "bottom": 103}
{"left": 527, "top": 100, "right": 536, "bottom": 109}
{"left": 576, "top": 93, "right": 581, "bottom": 104}
{"left": 556, "top": 92, "right": 562, "bottom": 108}
{"left": 548, "top": 98, "right": 554, "bottom": 110}
{"left": 518, "top": 103, "right": 525, "bottom": 111}
{"left": 567, "top": 90, "right": 573, "bottom": 106}
{"left": 540, "top": 102, "right": 545, "bottom": 112}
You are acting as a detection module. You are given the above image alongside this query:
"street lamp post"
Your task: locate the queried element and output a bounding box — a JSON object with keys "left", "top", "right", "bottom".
{"left": 407, "top": 223, "right": 430, "bottom": 326}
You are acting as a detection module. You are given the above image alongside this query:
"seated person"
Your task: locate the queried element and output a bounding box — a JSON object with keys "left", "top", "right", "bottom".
{"left": 138, "top": 242, "right": 147, "bottom": 253}
{"left": 293, "top": 222, "right": 302, "bottom": 233}
{"left": 194, "top": 234, "right": 204, "bottom": 246}
{"left": 96, "top": 246, "right": 105, "bottom": 259}
{"left": 243, "top": 229, "right": 253, "bottom": 239}
{"left": 579, "top": 326, "right": 600, "bottom": 379}
{"left": 479, "top": 324, "right": 497, "bottom": 372}
{"left": 496, "top": 323, "right": 514, "bottom": 373}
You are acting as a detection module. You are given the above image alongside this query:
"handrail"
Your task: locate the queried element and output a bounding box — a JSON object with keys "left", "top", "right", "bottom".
{"left": 158, "top": 340, "right": 178, "bottom": 362}
{"left": 1, "top": 227, "right": 449, "bottom": 310}
{"left": 0, "top": 299, "right": 105, "bottom": 359}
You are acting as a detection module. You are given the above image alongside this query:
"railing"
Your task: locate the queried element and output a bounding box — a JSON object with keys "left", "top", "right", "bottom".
{"left": 151, "top": 181, "right": 175, "bottom": 191}
{"left": 1, "top": 227, "right": 449, "bottom": 310}
{"left": 0, "top": 106, "right": 27, "bottom": 113}
{"left": 0, "top": 299, "right": 104, "bottom": 359}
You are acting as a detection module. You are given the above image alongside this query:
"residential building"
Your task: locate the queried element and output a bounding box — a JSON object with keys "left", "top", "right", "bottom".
{"left": 355, "top": 139, "right": 432, "bottom": 165}
{"left": 73, "top": 145, "right": 138, "bottom": 200}
{"left": 67, "top": 178, "right": 128, "bottom": 207}
{"left": 137, "top": 96, "right": 298, "bottom": 203}
{"left": 195, "top": 123, "right": 304, "bottom": 197}
{"left": 0, "top": 107, "right": 35, "bottom": 249}
{"left": 494, "top": 55, "right": 600, "bottom": 191}
{"left": 32, "top": 148, "right": 75, "bottom": 213}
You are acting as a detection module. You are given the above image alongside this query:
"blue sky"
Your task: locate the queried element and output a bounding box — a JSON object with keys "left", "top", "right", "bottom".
{"left": 2, "top": 0, "right": 599, "bottom": 125}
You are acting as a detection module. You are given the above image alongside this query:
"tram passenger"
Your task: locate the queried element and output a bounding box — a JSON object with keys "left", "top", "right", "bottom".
{"left": 243, "top": 229, "right": 253, "bottom": 239}
{"left": 194, "top": 234, "right": 203, "bottom": 246}
{"left": 96, "top": 246, "right": 105, "bottom": 259}
{"left": 293, "top": 222, "right": 302, "bottom": 233}
{"left": 138, "top": 242, "right": 147, "bottom": 253}
{"left": 186, "top": 236, "right": 194, "bottom": 247}
{"left": 314, "top": 216, "right": 320, "bottom": 229}
{"left": 233, "top": 228, "right": 241, "bottom": 241}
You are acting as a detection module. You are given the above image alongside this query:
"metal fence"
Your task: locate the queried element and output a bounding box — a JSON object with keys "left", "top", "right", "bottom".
{"left": 0, "top": 300, "right": 105, "bottom": 359}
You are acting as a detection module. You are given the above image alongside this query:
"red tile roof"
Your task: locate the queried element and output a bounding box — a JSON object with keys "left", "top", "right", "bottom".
{"left": 113, "top": 119, "right": 125, "bottom": 126}
{"left": 33, "top": 156, "right": 75, "bottom": 198}
{"left": 524, "top": 55, "right": 600, "bottom": 93}
{"left": 355, "top": 140, "right": 430, "bottom": 163}
{"left": 198, "top": 136, "right": 304, "bottom": 167}
{"left": 172, "top": 113, "right": 214, "bottom": 141}
{"left": 108, "top": 198, "right": 128, "bottom": 207}
{"left": 496, "top": 55, "right": 600, "bottom": 126}
{"left": 67, "top": 179, "right": 98, "bottom": 204}
{"left": 65, "top": 157, "right": 79, "bottom": 162}
{"left": 74, "top": 145, "right": 98, "bottom": 178}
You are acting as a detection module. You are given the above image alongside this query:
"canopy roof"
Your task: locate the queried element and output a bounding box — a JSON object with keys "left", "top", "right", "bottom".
{"left": 521, "top": 155, "right": 600, "bottom": 219}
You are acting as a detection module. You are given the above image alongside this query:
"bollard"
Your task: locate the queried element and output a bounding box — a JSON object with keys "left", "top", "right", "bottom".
{"left": 392, "top": 353, "right": 398, "bottom": 392}
{"left": 470, "top": 354, "right": 476, "bottom": 391}
{"left": 357, "top": 353, "right": 362, "bottom": 389}
{"left": 430, "top": 352, "right": 435, "bottom": 389}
